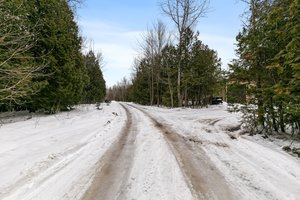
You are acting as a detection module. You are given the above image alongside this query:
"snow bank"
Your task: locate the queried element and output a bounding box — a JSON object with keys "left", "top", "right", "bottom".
{"left": 0, "top": 102, "right": 125, "bottom": 200}
{"left": 139, "top": 103, "right": 300, "bottom": 200}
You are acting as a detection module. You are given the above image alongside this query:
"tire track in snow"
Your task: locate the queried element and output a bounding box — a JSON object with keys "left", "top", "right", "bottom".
{"left": 127, "top": 103, "right": 236, "bottom": 200}
{"left": 1, "top": 115, "right": 119, "bottom": 200}
{"left": 82, "top": 104, "right": 137, "bottom": 200}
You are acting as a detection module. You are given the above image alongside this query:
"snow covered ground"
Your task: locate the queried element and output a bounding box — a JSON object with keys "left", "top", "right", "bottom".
{"left": 0, "top": 103, "right": 126, "bottom": 200}
{"left": 0, "top": 102, "right": 299, "bottom": 200}
{"left": 142, "top": 103, "right": 300, "bottom": 200}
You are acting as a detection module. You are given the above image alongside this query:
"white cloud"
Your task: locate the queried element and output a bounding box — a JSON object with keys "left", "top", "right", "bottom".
{"left": 78, "top": 19, "right": 238, "bottom": 86}
{"left": 200, "top": 34, "right": 237, "bottom": 68}
{"left": 78, "top": 20, "right": 144, "bottom": 86}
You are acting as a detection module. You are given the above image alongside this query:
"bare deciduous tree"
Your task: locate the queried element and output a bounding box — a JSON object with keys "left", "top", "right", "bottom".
{"left": 138, "top": 20, "right": 169, "bottom": 105}
{"left": 0, "top": 0, "right": 44, "bottom": 108}
{"left": 67, "top": 0, "right": 84, "bottom": 10}
{"left": 160, "top": 0, "right": 210, "bottom": 106}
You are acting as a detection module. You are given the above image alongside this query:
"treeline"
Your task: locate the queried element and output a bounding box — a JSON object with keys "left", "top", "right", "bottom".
{"left": 0, "top": 0, "right": 106, "bottom": 113}
{"left": 228, "top": 0, "right": 299, "bottom": 135}
{"left": 107, "top": 0, "right": 223, "bottom": 107}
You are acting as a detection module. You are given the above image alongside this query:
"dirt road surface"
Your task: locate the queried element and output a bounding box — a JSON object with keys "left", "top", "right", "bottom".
{"left": 2, "top": 102, "right": 299, "bottom": 200}
{"left": 82, "top": 103, "right": 236, "bottom": 200}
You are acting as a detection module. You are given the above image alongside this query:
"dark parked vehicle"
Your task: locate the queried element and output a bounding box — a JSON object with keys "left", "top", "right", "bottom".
{"left": 211, "top": 96, "right": 223, "bottom": 105}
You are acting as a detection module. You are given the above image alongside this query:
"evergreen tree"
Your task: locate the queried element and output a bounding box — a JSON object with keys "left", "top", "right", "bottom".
{"left": 127, "top": 30, "right": 221, "bottom": 107}
{"left": 82, "top": 51, "right": 106, "bottom": 103}
{"left": 268, "top": 0, "right": 300, "bottom": 133}
{"left": 27, "top": 0, "right": 88, "bottom": 112}
{"left": 160, "top": 0, "right": 210, "bottom": 107}
{"left": 0, "top": 0, "right": 45, "bottom": 111}
{"left": 129, "top": 59, "right": 151, "bottom": 105}
{"left": 161, "top": 45, "right": 178, "bottom": 107}
{"left": 188, "top": 38, "right": 222, "bottom": 106}
{"left": 231, "top": 0, "right": 299, "bottom": 135}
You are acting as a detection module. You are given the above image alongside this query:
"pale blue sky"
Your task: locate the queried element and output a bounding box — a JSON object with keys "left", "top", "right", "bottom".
{"left": 77, "top": 0, "right": 248, "bottom": 87}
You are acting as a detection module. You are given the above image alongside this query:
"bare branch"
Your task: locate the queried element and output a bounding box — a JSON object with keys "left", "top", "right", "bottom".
{"left": 0, "top": 0, "right": 45, "bottom": 105}
{"left": 160, "top": 0, "right": 210, "bottom": 33}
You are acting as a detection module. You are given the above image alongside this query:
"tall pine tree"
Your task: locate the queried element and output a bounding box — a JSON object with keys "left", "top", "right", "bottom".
{"left": 82, "top": 50, "right": 106, "bottom": 104}
{"left": 232, "top": 0, "right": 299, "bottom": 135}
{"left": 0, "top": 0, "right": 45, "bottom": 111}
{"left": 27, "top": 0, "right": 88, "bottom": 112}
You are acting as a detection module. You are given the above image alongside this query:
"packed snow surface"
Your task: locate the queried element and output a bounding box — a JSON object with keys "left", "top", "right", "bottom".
{"left": 0, "top": 102, "right": 299, "bottom": 200}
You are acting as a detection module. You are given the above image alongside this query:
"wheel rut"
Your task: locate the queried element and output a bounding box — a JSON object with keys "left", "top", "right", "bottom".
{"left": 127, "top": 104, "right": 235, "bottom": 200}
{"left": 81, "top": 104, "right": 137, "bottom": 200}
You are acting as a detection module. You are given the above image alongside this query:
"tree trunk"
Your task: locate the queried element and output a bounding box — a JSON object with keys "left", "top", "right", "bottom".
{"left": 156, "top": 71, "right": 160, "bottom": 106}
{"left": 270, "top": 97, "right": 278, "bottom": 132}
{"left": 170, "top": 90, "right": 174, "bottom": 108}
{"left": 184, "top": 83, "right": 188, "bottom": 107}
{"left": 167, "top": 71, "right": 174, "bottom": 108}
{"left": 278, "top": 103, "right": 285, "bottom": 133}
{"left": 156, "top": 81, "right": 160, "bottom": 106}
{"left": 177, "top": 65, "right": 182, "bottom": 107}
{"left": 151, "top": 67, "right": 154, "bottom": 105}
{"left": 147, "top": 70, "right": 152, "bottom": 105}
{"left": 257, "top": 74, "right": 265, "bottom": 129}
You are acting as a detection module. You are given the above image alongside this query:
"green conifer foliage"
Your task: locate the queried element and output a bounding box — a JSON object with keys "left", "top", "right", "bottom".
{"left": 82, "top": 51, "right": 106, "bottom": 103}
{"left": 27, "top": 0, "right": 88, "bottom": 112}
{"left": 232, "top": 0, "right": 299, "bottom": 135}
{"left": 128, "top": 31, "right": 221, "bottom": 107}
{"left": 269, "top": 0, "right": 300, "bottom": 133}
{"left": 0, "top": 0, "right": 45, "bottom": 111}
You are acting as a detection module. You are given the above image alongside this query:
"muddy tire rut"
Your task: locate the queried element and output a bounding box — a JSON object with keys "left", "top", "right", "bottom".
{"left": 82, "top": 103, "right": 235, "bottom": 200}
{"left": 81, "top": 104, "right": 136, "bottom": 200}
{"left": 127, "top": 104, "right": 235, "bottom": 200}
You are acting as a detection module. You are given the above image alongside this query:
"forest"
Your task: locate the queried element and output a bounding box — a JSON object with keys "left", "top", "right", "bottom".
{"left": 0, "top": 0, "right": 299, "bottom": 136}
{"left": 0, "top": 0, "right": 106, "bottom": 113}
{"left": 107, "top": 0, "right": 299, "bottom": 136}
{"left": 230, "top": 0, "right": 299, "bottom": 136}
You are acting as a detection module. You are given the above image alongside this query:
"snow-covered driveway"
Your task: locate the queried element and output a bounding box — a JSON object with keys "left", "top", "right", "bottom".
{"left": 0, "top": 102, "right": 300, "bottom": 200}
